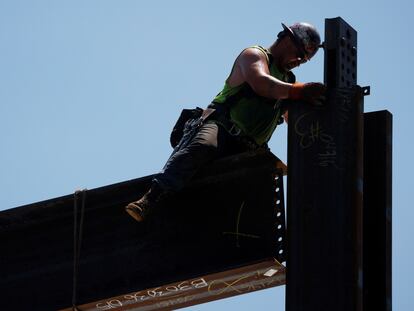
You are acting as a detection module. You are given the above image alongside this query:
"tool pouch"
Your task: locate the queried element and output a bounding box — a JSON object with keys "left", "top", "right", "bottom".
{"left": 170, "top": 107, "right": 203, "bottom": 148}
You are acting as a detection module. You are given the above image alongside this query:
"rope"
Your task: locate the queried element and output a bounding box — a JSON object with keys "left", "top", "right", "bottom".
{"left": 72, "top": 189, "right": 87, "bottom": 311}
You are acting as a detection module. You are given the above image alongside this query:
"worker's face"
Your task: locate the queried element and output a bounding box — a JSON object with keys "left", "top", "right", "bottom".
{"left": 281, "top": 38, "right": 308, "bottom": 71}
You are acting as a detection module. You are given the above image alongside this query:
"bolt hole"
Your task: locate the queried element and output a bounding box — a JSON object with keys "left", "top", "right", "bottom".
{"left": 352, "top": 46, "right": 357, "bottom": 56}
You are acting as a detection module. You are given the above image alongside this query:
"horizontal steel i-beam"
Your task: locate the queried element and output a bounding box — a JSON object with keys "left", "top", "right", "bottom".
{"left": 60, "top": 258, "right": 286, "bottom": 311}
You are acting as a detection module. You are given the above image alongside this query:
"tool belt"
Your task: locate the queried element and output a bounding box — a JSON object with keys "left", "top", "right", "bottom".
{"left": 169, "top": 107, "right": 216, "bottom": 148}
{"left": 169, "top": 105, "right": 260, "bottom": 151}
{"left": 207, "top": 103, "right": 260, "bottom": 151}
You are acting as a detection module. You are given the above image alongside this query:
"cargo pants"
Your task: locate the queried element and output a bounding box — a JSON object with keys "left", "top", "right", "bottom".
{"left": 153, "top": 121, "right": 249, "bottom": 192}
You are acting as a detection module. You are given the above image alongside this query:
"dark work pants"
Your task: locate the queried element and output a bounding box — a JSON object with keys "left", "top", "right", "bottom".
{"left": 153, "top": 121, "right": 248, "bottom": 192}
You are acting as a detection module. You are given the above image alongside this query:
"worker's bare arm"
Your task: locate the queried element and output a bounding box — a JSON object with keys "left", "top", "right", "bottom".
{"left": 236, "top": 48, "right": 292, "bottom": 99}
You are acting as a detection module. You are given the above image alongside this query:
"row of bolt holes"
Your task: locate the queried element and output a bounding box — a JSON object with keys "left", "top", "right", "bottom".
{"left": 274, "top": 180, "right": 284, "bottom": 254}
{"left": 341, "top": 35, "right": 357, "bottom": 86}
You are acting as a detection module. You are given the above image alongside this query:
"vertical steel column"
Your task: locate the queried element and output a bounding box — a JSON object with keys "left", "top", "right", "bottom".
{"left": 324, "top": 17, "right": 358, "bottom": 88}
{"left": 363, "top": 111, "right": 392, "bottom": 311}
{"left": 286, "top": 17, "right": 363, "bottom": 311}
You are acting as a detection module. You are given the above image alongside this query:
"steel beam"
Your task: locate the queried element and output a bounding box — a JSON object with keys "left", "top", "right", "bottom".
{"left": 324, "top": 17, "right": 358, "bottom": 88}
{"left": 59, "top": 258, "right": 286, "bottom": 311}
{"left": 286, "top": 17, "right": 364, "bottom": 311}
{"left": 363, "top": 111, "right": 392, "bottom": 311}
{"left": 0, "top": 150, "right": 287, "bottom": 311}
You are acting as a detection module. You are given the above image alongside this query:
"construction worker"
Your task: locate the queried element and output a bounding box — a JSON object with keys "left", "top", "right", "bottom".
{"left": 126, "top": 22, "right": 326, "bottom": 222}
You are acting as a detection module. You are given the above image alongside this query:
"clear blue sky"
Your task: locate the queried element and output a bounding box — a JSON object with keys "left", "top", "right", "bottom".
{"left": 0, "top": 0, "right": 411, "bottom": 310}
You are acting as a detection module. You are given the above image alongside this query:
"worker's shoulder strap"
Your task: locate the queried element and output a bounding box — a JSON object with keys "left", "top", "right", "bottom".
{"left": 250, "top": 46, "right": 297, "bottom": 84}
{"left": 223, "top": 45, "right": 271, "bottom": 85}
{"left": 226, "top": 45, "right": 274, "bottom": 99}
{"left": 210, "top": 45, "right": 291, "bottom": 110}
{"left": 248, "top": 45, "right": 273, "bottom": 67}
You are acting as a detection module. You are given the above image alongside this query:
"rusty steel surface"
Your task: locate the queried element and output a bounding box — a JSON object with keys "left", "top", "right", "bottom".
{"left": 0, "top": 150, "right": 286, "bottom": 311}
{"left": 60, "top": 258, "right": 285, "bottom": 311}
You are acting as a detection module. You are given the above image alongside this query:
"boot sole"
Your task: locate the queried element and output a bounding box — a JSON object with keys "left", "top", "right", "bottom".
{"left": 125, "top": 203, "right": 144, "bottom": 222}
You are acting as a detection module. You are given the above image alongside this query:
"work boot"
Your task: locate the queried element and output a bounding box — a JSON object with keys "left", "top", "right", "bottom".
{"left": 125, "top": 182, "right": 165, "bottom": 222}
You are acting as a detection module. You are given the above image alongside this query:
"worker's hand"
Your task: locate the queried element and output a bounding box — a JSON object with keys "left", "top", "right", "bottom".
{"left": 288, "top": 82, "right": 327, "bottom": 106}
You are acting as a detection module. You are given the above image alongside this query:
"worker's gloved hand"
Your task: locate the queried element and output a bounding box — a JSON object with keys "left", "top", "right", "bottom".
{"left": 289, "top": 82, "right": 327, "bottom": 106}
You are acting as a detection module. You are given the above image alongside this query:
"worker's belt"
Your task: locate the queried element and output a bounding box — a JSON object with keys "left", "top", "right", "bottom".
{"left": 207, "top": 113, "right": 242, "bottom": 136}
{"left": 170, "top": 107, "right": 217, "bottom": 149}
{"left": 169, "top": 104, "right": 260, "bottom": 151}
{"left": 206, "top": 104, "right": 260, "bottom": 150}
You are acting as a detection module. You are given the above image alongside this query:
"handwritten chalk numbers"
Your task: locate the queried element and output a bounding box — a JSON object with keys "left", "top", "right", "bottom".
{"left": 95, "top": 278, "right": 208, "bottom": 309}
{"left": 96, "top": 300, "right": 123, "bottom": 310}
{"left": 294, "top": 112, "right": 342, "bottom": 169}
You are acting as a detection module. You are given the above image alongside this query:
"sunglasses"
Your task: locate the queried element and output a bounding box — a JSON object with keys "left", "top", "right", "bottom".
{"left": 281, "top": 23, "right": 309, "bottom": 62}
{"left": 286, "top": 31, "right": 308, "bottom": 62}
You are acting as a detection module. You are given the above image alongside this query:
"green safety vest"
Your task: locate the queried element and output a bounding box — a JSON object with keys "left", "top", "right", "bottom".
{"left": 212, "top": 46, "right": 293, "bottom": 146}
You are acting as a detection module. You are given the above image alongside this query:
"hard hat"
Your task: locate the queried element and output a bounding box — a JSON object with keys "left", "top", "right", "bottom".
{"left": 280, "top": 22, "right": 322, "bottom": 60}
